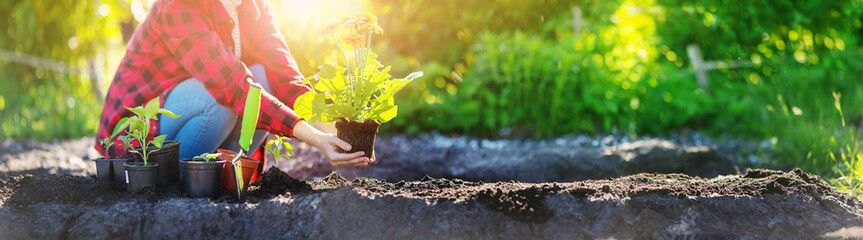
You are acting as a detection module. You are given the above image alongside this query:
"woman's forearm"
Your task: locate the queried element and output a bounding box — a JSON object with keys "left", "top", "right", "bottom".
{"left": 313, "top": 122, "right": 337, "bottom": 135}
{"left": 292, "top": 120, "right": 327, "bottom": 149}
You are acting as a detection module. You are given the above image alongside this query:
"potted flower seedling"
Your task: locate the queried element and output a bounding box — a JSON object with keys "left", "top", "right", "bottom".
{"left": 180, "top": 153, "right": 226, "bottom": 198}
{"left": 115, "top": 98, "right": 182, "bottom": 187}
{"left": 92, "top": 137, "right": 119, "bottom": 181}
{"left": 93, "top": 130, "right": 137, "bottom": 183}
{"left": 219, "top": 83, "right": 263, "bottom": 196}
{"left": 294, "top": 12, "right": 423, "bottom": 159}
{"left": 112, "top": 134, "right": 136, "bottom": 183}
{"left": 114, "top": 97, "right": 180, "bottom": 194}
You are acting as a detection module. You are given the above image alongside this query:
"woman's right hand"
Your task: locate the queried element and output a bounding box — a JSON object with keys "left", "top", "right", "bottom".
{"left": 292, "top": 120, "right": 371, "bottom": 167}
{"left": 314, "top": 134, "right": 371, "bottom": 167}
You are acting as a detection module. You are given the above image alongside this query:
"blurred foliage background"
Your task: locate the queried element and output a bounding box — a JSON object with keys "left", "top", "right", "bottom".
{"left": 2, "top": 0, "right": 863, "bottom": 194}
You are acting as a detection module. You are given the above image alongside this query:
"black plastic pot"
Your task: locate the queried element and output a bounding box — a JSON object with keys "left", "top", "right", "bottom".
{"left": 123, "top": 162, "right": 158, "bottom": 194}
{"left": 109, "top": 158, "right": 132, "bottom": 183}
{"left": 180, "top": 159, "right": 227, "bottom": 198}
{"left": 133, "top": 141, "right": 181, "bottom": 187}
{"left": 92, "top": 158, "right": 114, "bottom": 181}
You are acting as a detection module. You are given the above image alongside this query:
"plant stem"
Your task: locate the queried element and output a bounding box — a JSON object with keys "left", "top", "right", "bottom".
{"left": 332, "top": 33, "right": 353, "bottom": 105}
{"left": 361, "top": 31, "right": 372, "bottom": 110}
{"left": 332, "top": 33, "right": 351, "bottom": 75}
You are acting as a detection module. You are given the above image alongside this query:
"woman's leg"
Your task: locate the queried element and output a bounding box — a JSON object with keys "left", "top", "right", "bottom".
{"left": 217, "top": 64, "right": 273, "bottom": 155}
{"left": 159, "top": 79, "right": 238, "bottom": 160}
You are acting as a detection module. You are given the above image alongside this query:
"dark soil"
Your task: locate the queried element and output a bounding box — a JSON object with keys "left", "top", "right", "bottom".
{"left": 2, "top": 136, "right": 862, "bottom": 239}
{"left": 0, "top": 168, "right": 862, "bottom": 238}
{"left": 243, "top": 166, "right": 313, "bottom": 202}
{"left": 281, "top": 136, "right": 746, "bottom": 184}
{"left": 335, "top": 120, "right": 379, "bottom": 159}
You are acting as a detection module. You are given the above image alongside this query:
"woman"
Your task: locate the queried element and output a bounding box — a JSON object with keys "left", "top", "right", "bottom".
{"left": 95, "top": 0, "right": 372, "bottom": 167}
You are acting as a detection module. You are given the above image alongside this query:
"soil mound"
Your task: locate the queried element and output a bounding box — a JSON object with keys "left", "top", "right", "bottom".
{"left": 245, "top": 166, "right": 312, "bottom": 201}
{"left": 0, "top": 168, "right": 861, "bottom": 239}
{"left": 314, "top": 171, "right": 351, "bottom": 189}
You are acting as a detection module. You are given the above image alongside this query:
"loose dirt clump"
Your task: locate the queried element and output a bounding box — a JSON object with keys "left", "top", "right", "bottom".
{"left": 244, "top": 166, "right": 312, "bottom": 202}
{"left": 314, "top": 171, "right": 351, "bottom": 189}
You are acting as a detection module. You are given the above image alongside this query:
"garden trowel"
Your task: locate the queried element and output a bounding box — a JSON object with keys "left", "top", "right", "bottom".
{"left": 233, "top": 83, "right": 262, "bottom": 200}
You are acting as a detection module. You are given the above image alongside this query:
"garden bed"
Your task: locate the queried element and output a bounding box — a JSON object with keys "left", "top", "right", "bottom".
{"left": 0, "top": 167, "right": 861, "bottom": 239}
{"left": 2, "top": 135, "right": 860, "bottom": 238}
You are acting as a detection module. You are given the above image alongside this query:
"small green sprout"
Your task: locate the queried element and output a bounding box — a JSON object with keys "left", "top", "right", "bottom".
{"left": 98, "top": 136, "right": 116, "bottom": 158}
{"left": 192, "top": 153, "right": 221, "bottom": 162}
{"left": 265, "top": 136, "right": 293, "bottom": 165}
{"left": 117, "top": 135, "right": 135, "bottom": 158}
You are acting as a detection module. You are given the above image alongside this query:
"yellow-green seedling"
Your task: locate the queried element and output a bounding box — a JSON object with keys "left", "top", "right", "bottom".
{"left": 294, "top": 12, "right": 422, "bottom": 125}
{"left": 192, "top": 153, "right": 221, "bottom": 162}
{"left": 265, "top": 136, "right": 293, "bottom": 165}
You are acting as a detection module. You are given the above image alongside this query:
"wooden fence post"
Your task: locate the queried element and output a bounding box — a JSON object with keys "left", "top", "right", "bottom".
{"left": 572, "top": 7, "right": 583, "bottom": 38}
{"left": 687, "top": 44, "right": 709, "bottom": 91}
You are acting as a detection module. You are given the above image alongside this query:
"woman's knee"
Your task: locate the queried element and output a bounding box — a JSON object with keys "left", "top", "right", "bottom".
{"left": 161, "top": 78, "right": 237, "bottom": 138}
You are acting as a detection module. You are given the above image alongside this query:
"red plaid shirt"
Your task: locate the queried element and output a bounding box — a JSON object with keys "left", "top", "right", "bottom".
{"left": 95, "top": 0, "right": 310, "bottom": 156}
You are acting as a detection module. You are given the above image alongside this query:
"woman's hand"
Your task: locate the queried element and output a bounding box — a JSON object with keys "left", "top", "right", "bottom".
{"left": 314, "top": 134, "right": 372, "bottom": 167}
{"left": 292, "top": 120, "right": 372, "bottom": 167}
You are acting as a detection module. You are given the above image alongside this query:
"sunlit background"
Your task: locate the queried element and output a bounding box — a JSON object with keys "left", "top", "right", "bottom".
{"left": 2, "top": 0, "right": 863, "bottom": 195}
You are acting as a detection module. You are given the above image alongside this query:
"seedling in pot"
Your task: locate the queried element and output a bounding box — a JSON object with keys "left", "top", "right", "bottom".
{"left": 221, "top": 83, "right": 263, "bottom": 200}
{"left": 181, "top": 152, "right": 226, "bottom": 198}
{"left": 113, "top": 97, "right": 179, "bottom": 165}
{"left": 93, "top": 136, "right": 120, "bottom": 181}
{"left": 113, "top": 97, "right": 180, "bottom": 193}
{"left": 294, "top": 12, "right": 423, "bottom": 159}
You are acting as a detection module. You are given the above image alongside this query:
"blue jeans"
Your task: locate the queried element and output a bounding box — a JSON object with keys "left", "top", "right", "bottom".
{"left": 159, "top": 64, "right": 272, "bottom": 160}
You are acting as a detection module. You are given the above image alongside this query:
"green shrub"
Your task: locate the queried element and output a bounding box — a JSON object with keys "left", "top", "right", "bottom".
{"left": 0, "top": 0, "right": 130, "bottom": 140}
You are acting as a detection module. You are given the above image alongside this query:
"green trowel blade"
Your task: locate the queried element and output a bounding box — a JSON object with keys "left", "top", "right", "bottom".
{"left": 239, "top": 83, "right": 262, "bottom": 152}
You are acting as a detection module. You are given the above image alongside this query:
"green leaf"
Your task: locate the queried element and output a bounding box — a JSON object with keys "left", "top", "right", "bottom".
{"left": 284, "top": 142, "right": 293, "bottom": 157}
{"left": 331, "top": 103, "right": 357, "bottom": 118}
{"left": 128, "top": 117, "right": 142, "bottom": 133}
{"left": 239, "top": 85, "right": 262, "bottom": 152}
{"left": 357, "top": 51, "right": 381, "bottom": 74}
{"left": 388, "top": 79, "right": 411, "bottom": 95}
{"left": 126, "top": 106, "right": 145, "bottom": 118}
{"left": 293, "top": 91, "right": 316, "bottom": 121}
{"left": 193, "top": 153, "right": 220, "bottom": 162}
{"left": 158, "top": 109, "right": 180, "bottom": 119}
{"left": 402, "top": 71, "right": 424, "bottom": 81}
{"left": 319, "top": 63, "right": 337, "bottom": 79}
{"left": 265, "top": 139, "right": 276, "bottom": 154}
{"left": 144, "top": 97, "right": 160, "bottom": 120}
{"left": 314, "top": 65, "right": 347, "bottom": 92}
{"left": 112, "top": 117, "right": 131, "bottom": 138}
{"left": 373, "top": 105, "right": 398, "bottom": 123}
{"left": 357, "top": 66, "right": 392, "bottom": 102}
{"left": 311, "top": 93, "right": 332, "bottom": 123}
{"left": 152, "top": 135, "right": 166, "bottom": 149}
